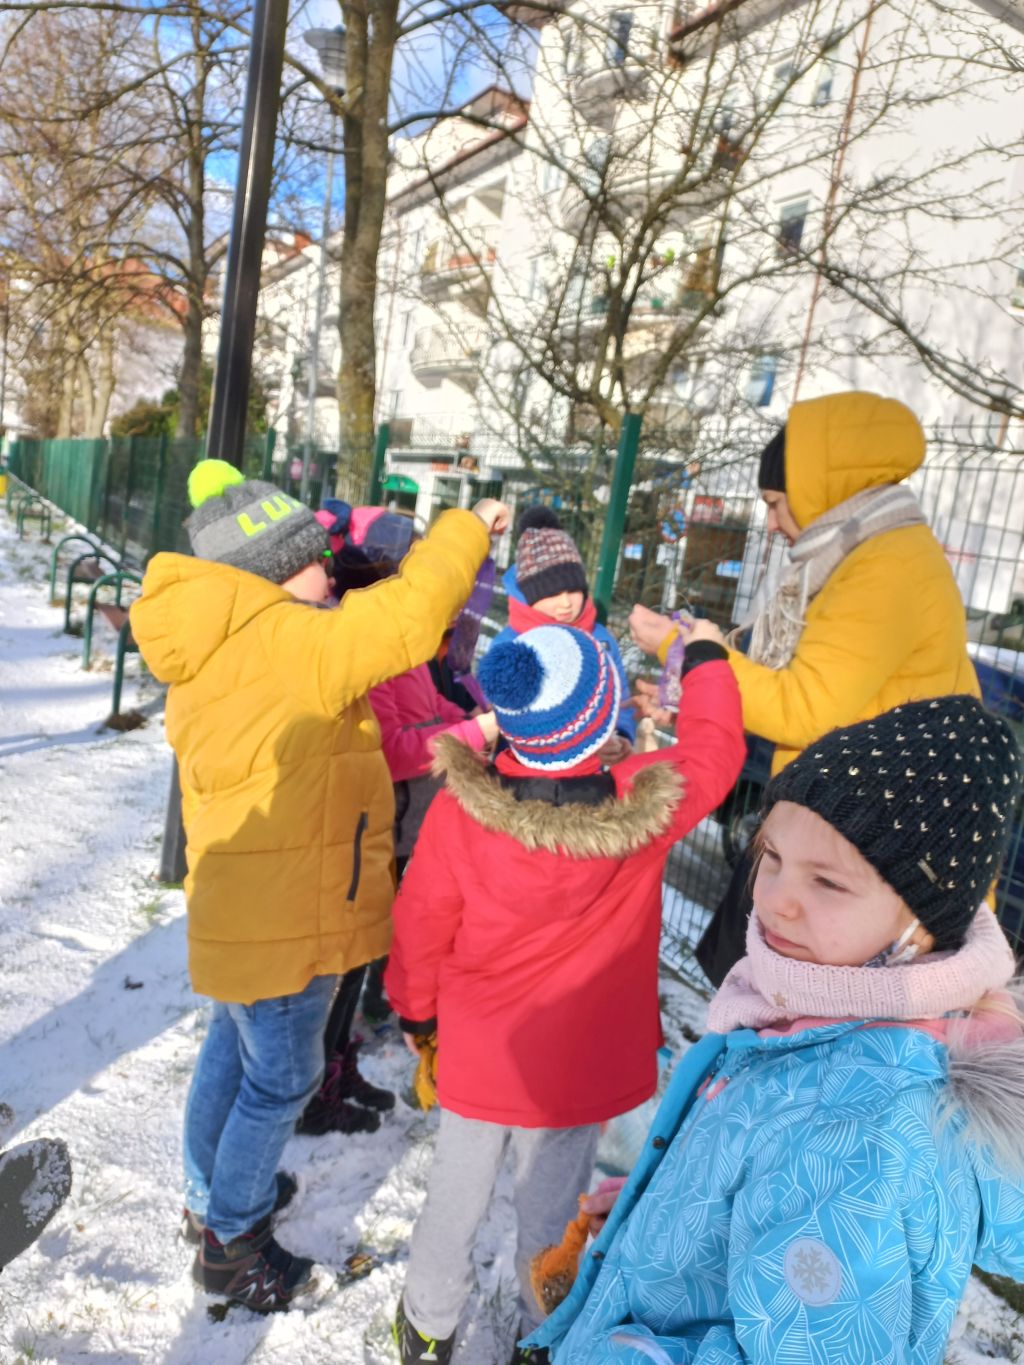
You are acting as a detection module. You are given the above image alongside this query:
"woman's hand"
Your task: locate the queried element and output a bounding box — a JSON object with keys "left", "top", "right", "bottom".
{"left": 628, "top": 604, "right": 677, "bottom": 656}
{"left": 472, "top": 498, "right": 511, "bottom": 536}
{"left": 581, "top": 1175, "right": 628, "bottom": 1237}
{"left": 687, "top": 617, "right": 726, "bottom": 647}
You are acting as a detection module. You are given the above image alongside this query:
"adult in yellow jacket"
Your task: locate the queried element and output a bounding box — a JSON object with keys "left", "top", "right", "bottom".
{"left": 630, "top": 392, "right": 978, "bottom": 982}
{"left": 130, "top": 457, "right": 508, "bottom": 1311}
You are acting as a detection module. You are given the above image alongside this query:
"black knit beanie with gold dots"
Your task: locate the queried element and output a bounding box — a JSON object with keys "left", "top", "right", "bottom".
{"left": 763, "top": 696, "right": 1022, "bottom": 950}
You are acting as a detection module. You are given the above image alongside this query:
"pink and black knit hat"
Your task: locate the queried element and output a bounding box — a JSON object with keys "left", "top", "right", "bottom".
{"left": 515, "top": 506, "right": 588, "bottom": 606}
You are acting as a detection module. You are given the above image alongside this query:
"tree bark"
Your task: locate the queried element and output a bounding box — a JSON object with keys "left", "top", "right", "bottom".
{"left": 337, "top": 0, "right": 399, "bottom": 498}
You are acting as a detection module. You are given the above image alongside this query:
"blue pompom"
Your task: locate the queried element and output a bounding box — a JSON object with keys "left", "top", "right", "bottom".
{"left": 479, "top": 639, "right": 545, "bottom": 709}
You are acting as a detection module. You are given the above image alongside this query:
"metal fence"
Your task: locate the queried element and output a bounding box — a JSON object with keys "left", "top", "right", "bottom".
{"left": 380, "top": 421, "right": 1024, "bottom": 989}
{"left": 6, "top": 433, "right": 278, "bottom": 565}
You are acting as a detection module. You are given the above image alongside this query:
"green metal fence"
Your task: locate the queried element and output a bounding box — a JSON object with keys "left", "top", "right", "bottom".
{"left": 6, "top": 432, "right": 278, "bottom": 565}
{"left": 379, "top": 419, "right": 1024, "bottom": 990}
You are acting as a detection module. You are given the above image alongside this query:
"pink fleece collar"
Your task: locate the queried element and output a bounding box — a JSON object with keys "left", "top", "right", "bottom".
{"left": 706, "top": 907, "right": 1016, "bottom": 1034}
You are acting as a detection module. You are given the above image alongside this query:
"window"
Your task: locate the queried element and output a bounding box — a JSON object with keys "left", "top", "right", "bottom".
{"left": 745, "top": 354, "right": 778, "bottom": 408}
{"left": 541, "top": 157, "right": 564, "bottom": 194}
{"left": 401, "top": 309, "right": 413, "bottom": 345}
{"left": 1012, "top": 257, "right": 1024, "bottom": 308}
{"left": 607, "top": 11, "right": 633, "bottom": 66}
{"left": 770, "top": 60, "right": 795, "bottom": 102}
{"left": 777, "top": 198, "right": 808, "bottom": 256}
{"left": 811, "top": 60, "right": 835, "bottom": 105}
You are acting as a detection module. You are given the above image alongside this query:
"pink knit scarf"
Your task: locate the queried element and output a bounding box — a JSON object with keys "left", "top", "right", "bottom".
{"left": 706, "top": 907, "right": 1016, "bottom": 1033}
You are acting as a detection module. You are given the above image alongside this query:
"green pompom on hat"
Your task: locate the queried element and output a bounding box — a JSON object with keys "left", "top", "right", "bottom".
{"left": 188, "top": 458, "right": 246, "bottom": 509}
{"left": 184, "top": 458, "right": 329, "bottom": 585}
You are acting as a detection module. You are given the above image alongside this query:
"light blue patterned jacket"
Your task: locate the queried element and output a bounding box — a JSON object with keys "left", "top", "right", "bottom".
{"left": 526, "top": 1022, "right": 1024, "bottom": 1365}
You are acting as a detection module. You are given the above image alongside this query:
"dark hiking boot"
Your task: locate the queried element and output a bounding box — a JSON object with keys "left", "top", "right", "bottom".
{"left": 193, "top": 1215, "right": 317, "bottom": 1313}
{"left": 181, "top": 1170, "right": 298, "bottom": 1246}
{"left": 510, "top": 1346, "right": 550, "bottom": 1365}
{"left": 295, "top": 1059, "right": 380, "bottom": 1136}
{"left": 393, "top": 1296, "right": 454, "bottom": 1364}
{"left": 335, "top": 1037, "right": 395, "bottom": 1112}
{"left": 361, "top": 958, "right": 393, "bottom": 1023}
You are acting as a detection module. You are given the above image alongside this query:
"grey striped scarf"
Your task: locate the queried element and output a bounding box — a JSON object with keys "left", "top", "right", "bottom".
{"left": 740, "top": 483, "right": 926, "bottom": 670}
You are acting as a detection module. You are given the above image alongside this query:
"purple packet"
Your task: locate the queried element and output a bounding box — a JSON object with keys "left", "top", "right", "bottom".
{"left": 658, "top": 613, "right": 690, "bottom": 709}
{"left": 448, "top": 558, "right": 496, "bottom": 675}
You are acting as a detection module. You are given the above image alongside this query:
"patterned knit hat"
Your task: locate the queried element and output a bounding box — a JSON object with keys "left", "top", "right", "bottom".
{"left": 515, "top": 506, "right": 588, "bottom": 606}
{"left": 185, "top": 459, "right": 328, "bottom": 585}
{"left": 763, "top": 696, "right": 1022, "bottom": 950}
{"left": 478, "top": 625, "right": 621, "bottom": 770}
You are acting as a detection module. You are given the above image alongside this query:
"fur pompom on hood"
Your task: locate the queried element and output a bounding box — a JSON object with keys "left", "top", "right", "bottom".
{"left": 432, "top": 734, "right": 683, "bottom": 858}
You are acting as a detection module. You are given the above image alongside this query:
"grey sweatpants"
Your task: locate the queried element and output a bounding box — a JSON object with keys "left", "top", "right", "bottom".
{"left": 404, "top": 1108, "right": 599, "bottom": 1341}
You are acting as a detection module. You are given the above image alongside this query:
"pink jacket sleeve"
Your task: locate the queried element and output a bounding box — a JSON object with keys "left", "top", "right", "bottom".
{"left": 371, "top": 676, "right": 486, "bottom": 783}
{"left": 615, "top": 659, "right": 746, "bottom": 845}
{"left": 383, "top": 792, "right": 465, "bottom": 1026}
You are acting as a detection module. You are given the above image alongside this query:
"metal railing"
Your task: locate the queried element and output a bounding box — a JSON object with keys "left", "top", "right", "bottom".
{"left": 6, "top": 431, "right": 277, "bottom": 565}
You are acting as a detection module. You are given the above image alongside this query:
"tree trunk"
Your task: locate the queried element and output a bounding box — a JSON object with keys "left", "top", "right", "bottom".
{"left": 176, "top": 16, "right": 210, "bottom": 441}
{"left": 337, "top": 0, "right": 399, "bottom": 499}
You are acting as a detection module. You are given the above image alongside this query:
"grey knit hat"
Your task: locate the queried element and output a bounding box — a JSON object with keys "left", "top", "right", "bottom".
{"left": 763, "top": 696, "right": 1022, "bottom": 950}
{"left": 185, "top": 459, "right": 329, "bottom": 585}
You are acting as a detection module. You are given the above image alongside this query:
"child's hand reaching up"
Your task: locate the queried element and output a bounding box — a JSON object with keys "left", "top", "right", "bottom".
{"left": 473, "top": 498, "right": 512, "bottom": 536}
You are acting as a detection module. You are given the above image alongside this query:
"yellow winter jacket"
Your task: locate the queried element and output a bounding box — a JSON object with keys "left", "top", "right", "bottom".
{"left": 703, "top": 392, "right": 976, "bottom": 775}
{"left": 130, "top": 509, "right": 490, "bottom": 1004}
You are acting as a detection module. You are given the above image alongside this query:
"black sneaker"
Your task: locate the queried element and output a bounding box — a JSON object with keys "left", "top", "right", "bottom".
{"left": 296, "top": 1059, "right": 381, "bottom": 1136}
{"left": 510, "top": 1346, "right": 550, "bottom": 1365}
{"left": 336, "top": 1038, "right": 396, "bottom": 1112}
{"left": 393, "top": 1295, "right": 454, "bottom": 1364}
{"left": 193, "top": 1216, "right": 316, "bottom": 1313}
{"left": 181, "top": 1170, "right": 298, "bottom": 1246}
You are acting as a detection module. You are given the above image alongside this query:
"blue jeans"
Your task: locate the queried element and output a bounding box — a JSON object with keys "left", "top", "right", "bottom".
{"left": 183, "top": 973, "right": 337, "bottom": 1242}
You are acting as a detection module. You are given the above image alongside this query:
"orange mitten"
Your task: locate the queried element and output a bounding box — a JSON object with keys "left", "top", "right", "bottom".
{"left": 529, "top": 1198, "right": 591, "bottom": 1316}
{"left": 412, "top": 1032, "right": 439, "bottom": 1110}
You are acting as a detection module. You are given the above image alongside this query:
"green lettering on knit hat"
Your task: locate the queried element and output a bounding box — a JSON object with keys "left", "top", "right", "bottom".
{"left": 238, "top": 512, "right": 268, "bottom": 537}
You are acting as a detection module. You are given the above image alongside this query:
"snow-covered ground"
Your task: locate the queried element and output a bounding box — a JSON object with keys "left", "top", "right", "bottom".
{"left": 0, "top": 507, "right": 1022, "bottom": 1364}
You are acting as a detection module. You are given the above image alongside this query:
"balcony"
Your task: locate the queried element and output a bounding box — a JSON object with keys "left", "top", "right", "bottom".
{"left": 558, "top": 136, "right": 744, "bottom": 235}
{"left": 409, "top": 323, "right": 486, "bottom": 385}
{"left": 421, "top": 229, "right": 498, "bottom": 297}
{"left": 573, "top": 59, "right": 649, "bottom": 121}
{"left": 499, "top": 0, "right": 566, "bottom": 26}
{"left": 292, "top": 351, "right": 337, "bottom": 399}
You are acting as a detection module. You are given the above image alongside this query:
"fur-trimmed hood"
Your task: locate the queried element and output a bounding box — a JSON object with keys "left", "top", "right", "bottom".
{"left": 433, "top": 733, "right": 683, "bottom": 858}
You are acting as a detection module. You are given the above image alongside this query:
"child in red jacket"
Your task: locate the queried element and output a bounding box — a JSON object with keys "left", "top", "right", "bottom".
{"left": 385, "top": 622, "right": 745, "bottom": 1365}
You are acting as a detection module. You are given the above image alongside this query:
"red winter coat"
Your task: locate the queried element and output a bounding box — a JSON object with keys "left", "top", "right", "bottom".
{"left": 384, "top": 659, "right": 745, "bottom": 1128}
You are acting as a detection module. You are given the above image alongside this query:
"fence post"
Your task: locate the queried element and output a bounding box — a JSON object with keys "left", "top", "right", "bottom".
{"left": 151, "top": 432, "right": 169, "bottom": 557}
{"left": 367, "top": 423, "right": 390, "bottom": 505}
{"left": 262, "top": 427, "right": 276, "bottom": 482}
{"left": 593, "top": 413, "right": 642, "bottom": 624}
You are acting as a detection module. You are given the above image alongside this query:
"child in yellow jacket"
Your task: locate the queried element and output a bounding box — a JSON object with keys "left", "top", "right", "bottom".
{"left": 130, "top": 459, "right": 508, "bottom": 1313}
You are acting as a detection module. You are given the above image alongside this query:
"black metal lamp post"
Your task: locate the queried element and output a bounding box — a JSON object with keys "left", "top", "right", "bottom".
{"left": 158, "top": 0, "right": 289, "bottom": 884}
{"left": 298, "top": 26, "right": 346, "bottom": 506}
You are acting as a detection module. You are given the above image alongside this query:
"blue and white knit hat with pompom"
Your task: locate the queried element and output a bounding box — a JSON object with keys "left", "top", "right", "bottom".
{"left": 478, "top": 625, "right": 621, "bottom": 771}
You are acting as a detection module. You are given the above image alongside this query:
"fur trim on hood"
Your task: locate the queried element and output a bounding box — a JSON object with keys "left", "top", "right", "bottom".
{"left": 940, "top": 981, "right": 1024, "bottom": 1178}
{"left": 432, "top": 734, "right": 683, "bottom": 858}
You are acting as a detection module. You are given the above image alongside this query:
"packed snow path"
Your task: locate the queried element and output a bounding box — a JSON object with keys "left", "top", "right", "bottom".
{"left": 0, "top": 510, "right": 1021, "bottom": 1364}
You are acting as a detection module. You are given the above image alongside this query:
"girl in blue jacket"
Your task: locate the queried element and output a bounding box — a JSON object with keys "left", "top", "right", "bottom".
{"left": 527, "top": 695, "right": 1024, "bottom": 1365}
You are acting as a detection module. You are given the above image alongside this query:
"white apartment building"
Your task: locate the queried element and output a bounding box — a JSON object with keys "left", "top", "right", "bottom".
{"left": 245, "top": 0, "right": 1024, "bottom": 615}
{"left": 368, "top": 0, "right": 1022, "bottom": 460}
